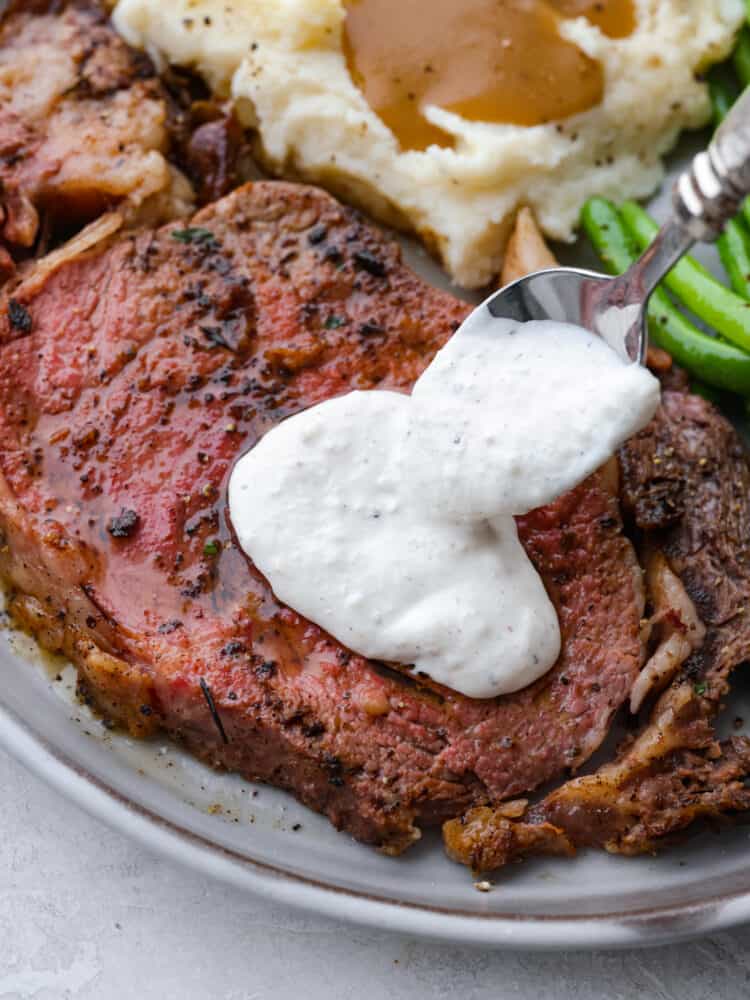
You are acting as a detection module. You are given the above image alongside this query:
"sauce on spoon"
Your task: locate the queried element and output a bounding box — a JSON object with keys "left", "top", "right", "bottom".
{"left": 230, "top": 316, "right": 658, "bottom": 699}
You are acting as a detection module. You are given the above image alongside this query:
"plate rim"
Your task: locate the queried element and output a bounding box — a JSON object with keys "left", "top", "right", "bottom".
{"left": 2, "top": 693, "right": 750, "bottom": 950}
{"left": 3, "top": 136, "right": 748, "bottom": 950}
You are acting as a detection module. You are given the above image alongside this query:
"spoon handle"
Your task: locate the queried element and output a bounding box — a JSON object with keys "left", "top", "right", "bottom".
{"left": 635, "top": 87, "right": 750, "bottom": 296}
{"left": 675, "top": 86, "right": 750, "bottom": 242}
{"left": 599, "top": 89, "right": 750, "bottom": 364}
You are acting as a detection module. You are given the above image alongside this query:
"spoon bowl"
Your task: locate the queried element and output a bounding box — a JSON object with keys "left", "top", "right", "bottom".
{"left": 482, "top": 267, "right": 641, "bottom": 363}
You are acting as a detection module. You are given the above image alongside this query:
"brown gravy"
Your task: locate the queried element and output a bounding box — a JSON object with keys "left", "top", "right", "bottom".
{"left": 343, "top": 0, "right": 635, "bottom": 150}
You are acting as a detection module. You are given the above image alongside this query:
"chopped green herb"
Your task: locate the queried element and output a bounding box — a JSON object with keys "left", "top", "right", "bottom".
{"left": 325, "top": 314, "right": 345, "bottom": 329}
{"left": 171, "top": 227, "right": 216, "bottom": 245}
{"left": 694, "top": 681, "right": 707, "bottom": 696}
{"left": 203, "top": 539, "right": 220, "bottom": 557}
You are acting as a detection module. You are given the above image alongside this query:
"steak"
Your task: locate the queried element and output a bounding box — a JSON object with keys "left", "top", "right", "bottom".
{"left": 0, "top": 180, "right": 646, "bottom": 852}
{"left": 0, "top": 0, "right": 194, "bottom": 275}
{"left": 445, "top": 391, "right": 750, "bottom": 871}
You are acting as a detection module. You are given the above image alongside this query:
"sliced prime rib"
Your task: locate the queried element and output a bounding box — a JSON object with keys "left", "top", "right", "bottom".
{"left": 0, "top": 180, "right": 648, "bottom": 852}
{"left": 0, "top": 0, "right": 194, "bottom": 276}
{"left": 445, "top": 391, "right": 750, "bottom": 871}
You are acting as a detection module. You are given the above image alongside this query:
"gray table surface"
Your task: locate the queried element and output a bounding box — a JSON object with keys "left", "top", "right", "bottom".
{"left": 3, "top": 751, "right": 750, "bottom": 999}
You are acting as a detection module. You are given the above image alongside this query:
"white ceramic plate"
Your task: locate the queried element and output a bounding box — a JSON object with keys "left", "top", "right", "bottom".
{"left": 3, "top": 138, "right": 750, "bottom": 951}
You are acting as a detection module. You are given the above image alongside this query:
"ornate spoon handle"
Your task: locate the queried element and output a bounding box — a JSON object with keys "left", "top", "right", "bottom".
{"left": 676, "top": 86, "right": 750, "bottom": 241}
{"left": 599, "top": 88, "right": 750, "bottom": 363}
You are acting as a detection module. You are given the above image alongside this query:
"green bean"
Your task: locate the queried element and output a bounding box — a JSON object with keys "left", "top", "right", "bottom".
{"left": 718, "top": 217, "right": 750, "bottom": 298}
{"left": 709, "top": 72, "right": 736, "bottom": 127}
{"left": 581, "top": 198, "right": 750, "bottom": 395}
{"left": 620, "top": 200, "right": 750, "bottom": 354}
{"left": 580, "top": 198, "right": 635, "bottom": 274}
{"left": 646, "top": 296, "right": 750, "bottom": 395}
{"left": 734, "top": 26, "right": 750, "bottom": 88}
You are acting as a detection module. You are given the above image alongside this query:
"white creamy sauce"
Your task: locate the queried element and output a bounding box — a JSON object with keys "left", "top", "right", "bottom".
{"left": 229, "top": 317, "right": 660, "bottom": 699}
{"left": 407, "top": 311, "right": 661, "bottom": 520}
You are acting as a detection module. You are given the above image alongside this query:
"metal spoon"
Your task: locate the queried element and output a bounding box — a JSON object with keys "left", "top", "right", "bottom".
{"left": 482, "top": 88, "right": 750, "bottom": 363}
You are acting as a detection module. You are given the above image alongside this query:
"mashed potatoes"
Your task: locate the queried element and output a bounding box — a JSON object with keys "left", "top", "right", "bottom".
{"left": 113, "top": 0, "right": 742, "bottom": 287}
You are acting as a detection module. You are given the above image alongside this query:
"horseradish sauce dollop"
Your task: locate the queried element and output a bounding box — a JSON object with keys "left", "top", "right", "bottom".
{"left": 229, "top": 317, "right": 659, "bottom": 699}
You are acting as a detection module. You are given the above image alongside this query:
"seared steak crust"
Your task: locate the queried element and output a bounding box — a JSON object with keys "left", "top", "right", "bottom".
{"left": 445, "top": 392, "right": 750, "bottom": 871}
{"left": 0, "top": 181, "right": 646, "bottom": 851}
{"left": 0, "top": 0, "right": 193, "bottom": 273}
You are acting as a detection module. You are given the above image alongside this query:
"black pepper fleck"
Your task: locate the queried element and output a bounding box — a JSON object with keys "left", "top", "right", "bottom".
{"left": 157, "top": 619, "right": 184, "bottom": 635}
{"left": 353, "top": 251, "right": 386, "bottom": 278}
{"left": 307, "top": 224, "right": 328, "bottom": 245}
{"left": 322, "top": 245, "right": 343, "bottom": 265}
{"left": 359, "top": 321, "right": 384, "bottom": 337}
{"left": 221, "top": 640, "right": 247, "bottom": 657}
{"left": 7, "top": 299, "right": 32, "bottom": 333}
{"left": 107, "top": 508, "right": 140, "bottom": 538}
{"left": 255, "top": 660, "right": 277, "bottom": 679}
